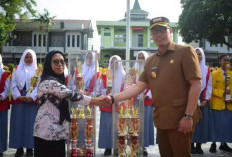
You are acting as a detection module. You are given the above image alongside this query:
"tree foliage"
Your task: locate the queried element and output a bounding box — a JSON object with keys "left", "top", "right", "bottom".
{"left": 179, "top": 0, "right": 232, "bottom": 47}
{"left": 35, "top": 9, "right": 56, "bottom": 32}
{"left": 0, "top": 0, "right": 37, "bottom": 46}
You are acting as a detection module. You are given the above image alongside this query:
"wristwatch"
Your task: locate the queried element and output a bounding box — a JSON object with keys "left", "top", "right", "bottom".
{"left": 184, "top": 113, "right": 193, "bottom": 119}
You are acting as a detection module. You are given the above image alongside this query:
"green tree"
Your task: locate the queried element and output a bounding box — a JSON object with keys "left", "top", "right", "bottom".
{"left": 179, "top": 0, "right": 232, "bottom": 47}
{"left": 34, "top": 9, "right": 56, "bottom": 62}
{"left": 0, "top": 0, "right": 37, "bottom": 47}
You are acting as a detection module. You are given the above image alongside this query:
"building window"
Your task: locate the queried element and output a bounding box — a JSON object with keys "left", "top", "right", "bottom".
{"left": 67, "top": 35, "right": 70, "bottom": 47}
{"left": 34, "top": 34, "right": 37, "bottom": 46}
{"left": 77, "top": 35, "right": 80, "bottom": 47}
{"left": 72, "top": 35, "right": 75, "bottom": 47}
{"left": 38, "top": 34, "right": 42, "bottom": 46}
{"left": 138, "top": 34, "right": 143, "bottom": 47}
{"left": 43, "top": 34, "right": 46, "bottom": 47}
{"left": 50, "top": 32, "right": 65, "bottom": 47}
{"left": 115, "top": 34, "right": 126, "bottom": 43}
{"left": 104, "top": 32, "right": 111, "bottom": 36}
{"left": 12, "top": 31, "right": 32, "bottom": 46}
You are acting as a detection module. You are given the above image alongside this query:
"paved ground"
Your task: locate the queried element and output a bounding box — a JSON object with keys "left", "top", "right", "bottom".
{"left": 3, "top": 110, "right": 232, "bottom": 157}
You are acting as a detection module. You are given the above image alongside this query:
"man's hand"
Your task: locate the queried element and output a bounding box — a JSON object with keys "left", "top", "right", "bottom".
{"left": 91, "top": 95, "right": 112, "bottom": 108}
{"left": 178, "top": 117, "right": 193, "bottom": 134}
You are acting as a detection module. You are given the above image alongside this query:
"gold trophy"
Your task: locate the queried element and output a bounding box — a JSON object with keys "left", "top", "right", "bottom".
{"left": 74, "top": 58, "right": 85, "bottom": 92}
{"left": 84, "top": 106, "right": 94, "bottom": 157}
{"left": 106, "top": 69, "right": 112, "bottom": 89}
{"left": 117, "top": 105, "right": 127, "bottom": 136}
{"left": 70, "top": 108, "right": 79, "bottom": 157}
{"left": 225, "top": 64, "right": 232, "bottom": 102}
{"left": 28, "top": 63, "right": 43, "bottom": 93}
{"left": 130, "top": 107, "right": 140, "bottom": 136}
{"left": 130, "top": 136, "right": 139, "bottom": 157}
{"left": 117, "top": 138, "right": 126, "bottom": 157}
{"left": 78, "top": 106, "right": 85, "bottom": 119}
{"left": 84, "top": 107, "right": 94, "bottom": 141}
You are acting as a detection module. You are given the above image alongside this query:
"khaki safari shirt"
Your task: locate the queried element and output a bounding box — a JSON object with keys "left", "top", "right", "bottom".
{"left": 139, "top": 42, "right": 201, "bottom": 129}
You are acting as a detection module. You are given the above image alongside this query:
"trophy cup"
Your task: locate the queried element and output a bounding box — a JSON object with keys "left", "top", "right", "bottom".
{"left": 117, "top": 138, "right": 126, "bottom": 157}
{"left": 129, "top": 107, "right": 140, "bottom": 156}
{"left": 74, "top": 57, "right": 85, "bottom": 92}
{"left": 225, "top": 64, "right": 232, "bottom": 102}
{"left": 84, "top": 106, "right": 94, "bottom": 157}
{"left": 130, "top": 107, "right": 140, "bottom": 136}
{"left": 70, "top": 108, "right": 79, "bottom": 157}
{"left": 130, "top": 135, "right": 139, "bottom": 157}
{"left": 117, "top": 105, "right": 127, "bottom": 156}
{"left": 106, "top": 69, "right": 112, "bottom": 89}
{"left": 28, "top": 63, "right": 43, "bottom": 93}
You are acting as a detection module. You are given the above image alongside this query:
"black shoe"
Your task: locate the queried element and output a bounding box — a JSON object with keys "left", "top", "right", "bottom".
{"left": 143, "top": 147, "right": 148, "bottom": 156}
{"left": 219, "top": 143, "right": 232, "bottom": 152}
{"left": 15, "top": 148, "right": 24, "bottom": 157}
{"left": 25, "top": 148, "right": 33, "bottom": 157}
{"left": 196, "top": 144, "right": 204, "bottom": 154}
{"left": 0, "top": 152, "right": 3, "bottom": 157}
{"left": 209, "top": 143, "right": 217, "bottom": 153}
{"left": 191, "top": 143, "right": 197, "bottom": 154}
{"left": 104, "top": 149, "right": 112, "bottom": 156}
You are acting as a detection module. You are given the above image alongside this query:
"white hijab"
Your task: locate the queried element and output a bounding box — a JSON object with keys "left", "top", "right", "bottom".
{"left": 81, "top": 52, "right": 98, "bottom": 90}
{"left": 0, "top": 55, "right": 4, "bottom": 80}
{"left": 108, "top": 55, "right": 126, "bottom": 94}
{"left": 135, "top": 51, "right": 149, "bottom": 75}
{"left": 195, "top": 48, "right": 207, "bottom": 92}
{"left": 15, "top": 49, "right": 37, "bottom": 90}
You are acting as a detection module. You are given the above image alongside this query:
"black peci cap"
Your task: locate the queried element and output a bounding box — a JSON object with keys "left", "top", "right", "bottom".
{"left": 150, "top": 17, "right": 170, "bottom": 30}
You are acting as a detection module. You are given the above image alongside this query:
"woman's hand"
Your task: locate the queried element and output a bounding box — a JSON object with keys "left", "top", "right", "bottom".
{"left": 106, "top": 88, "right": 112, "bottom": 95}
{"left": 24, "top": 96, "right": 33, "bottom": 103}
{"left": 90, "top": 95, "right": 112, "bottom": 108}
{"left": 201, "top": 100, "right": 208, "bottom": 107}
{"left": 17, "top": 96, "right": 26, "bottom": 102}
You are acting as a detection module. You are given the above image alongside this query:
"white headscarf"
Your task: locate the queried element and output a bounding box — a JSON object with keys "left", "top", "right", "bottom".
{"left": 195, "top": 48, "right": 207, "bottom": 92}
{"left": 135, "top": 51, "right": 149, "bottom": 75}
{"left": 0, "top": 55, "right": 4, "bottom": 78}
{"left": 108, "top": 55, "right": 126, "bottom": 94}
{"left": 81, "top": 52, "right": 98, "bottom": 90}
{"left": 15, "top": 49, "right": 37, "bottom": 91}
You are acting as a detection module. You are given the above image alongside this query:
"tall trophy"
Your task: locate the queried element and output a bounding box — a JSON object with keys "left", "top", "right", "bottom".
{"left": 130, "top": 107, "right": 140, "bottom": 156}
{"left": 106, "top": 69, "right": 112, "bottom": 89}
{"left": 28, "top": 63, "right": 43, "bottom": 93}
{"left": 84, "top": 107, "right": 94, "bottom": 157}
{"left": 117, "top": 105, "right": 127, "bottom": 156}
{"left": 70, "top": 108, "right": 79, "bottom": 157}
{"left": 225, "top": 64, "right": 232, "bottom": 102}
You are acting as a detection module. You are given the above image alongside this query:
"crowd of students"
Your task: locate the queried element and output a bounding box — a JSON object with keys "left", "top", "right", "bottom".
{"left": 0, "top": 49, "right": 155, "bottom": 157}
{"left": 1, "top": 46, "right": 232, "bottom": 157}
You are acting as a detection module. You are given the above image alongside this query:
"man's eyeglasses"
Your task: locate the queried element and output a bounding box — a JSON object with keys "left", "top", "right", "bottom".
{"left": 52, "top": 60, "right": 65, "bottom": 66}
{"left": 151, "top": 27, "right": 169, "bottom": 35}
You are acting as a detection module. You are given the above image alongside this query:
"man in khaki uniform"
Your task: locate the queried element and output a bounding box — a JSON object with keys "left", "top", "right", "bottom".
{"left": 106, "top": 17, "right": 202, "bottom": 157}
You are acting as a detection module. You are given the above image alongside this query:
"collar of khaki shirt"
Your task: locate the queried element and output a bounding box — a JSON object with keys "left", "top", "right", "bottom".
{"left": 156, "top": 42, "right": 176, "bottom": 56}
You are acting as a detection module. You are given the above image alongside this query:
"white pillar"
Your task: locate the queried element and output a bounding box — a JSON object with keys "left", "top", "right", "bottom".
{"left": 126, "top": 0, "right": 130, "bottom": 60}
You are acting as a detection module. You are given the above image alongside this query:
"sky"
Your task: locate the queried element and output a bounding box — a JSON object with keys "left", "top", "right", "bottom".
{"left": 35, "top": 0, "right": 182, "bottom": 22}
